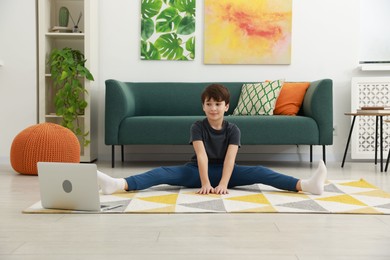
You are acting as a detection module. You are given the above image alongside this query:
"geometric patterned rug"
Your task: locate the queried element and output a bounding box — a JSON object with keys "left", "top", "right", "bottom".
{"left": 23, "top": 179, "right": 390, "bottom": 214}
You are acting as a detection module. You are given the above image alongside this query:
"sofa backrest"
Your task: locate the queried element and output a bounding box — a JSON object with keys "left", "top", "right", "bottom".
{"left": 105, "top": 79, "right": 333, "bottom": 145}
{"left": 124, "top": 82, "right": 244, "bottom": 116}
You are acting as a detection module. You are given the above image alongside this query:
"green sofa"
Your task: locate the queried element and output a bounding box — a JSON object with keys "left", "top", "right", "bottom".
{"left": 105, "top": 79, "right": 333, "bottom": 167}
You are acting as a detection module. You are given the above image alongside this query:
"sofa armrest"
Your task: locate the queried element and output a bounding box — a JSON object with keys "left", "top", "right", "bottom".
{"left": 105, "top": 79, "right": 136, "bottom": 145}
{"left": 302, "top": 79, "right": 333, "bottom": 145}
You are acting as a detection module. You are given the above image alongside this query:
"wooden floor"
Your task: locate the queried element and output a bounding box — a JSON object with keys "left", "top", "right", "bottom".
{"left": 1, "top": 159, "right": 390, "bottom": 259}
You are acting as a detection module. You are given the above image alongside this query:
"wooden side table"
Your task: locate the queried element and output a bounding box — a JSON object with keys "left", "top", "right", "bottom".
{"left": 342, "top": 112, "right": 390, "bottom": 172}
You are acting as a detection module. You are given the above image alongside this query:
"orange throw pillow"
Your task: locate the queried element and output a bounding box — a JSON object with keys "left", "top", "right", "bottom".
{"left": 273, "top": 82, "right": 310, "bottom": 116}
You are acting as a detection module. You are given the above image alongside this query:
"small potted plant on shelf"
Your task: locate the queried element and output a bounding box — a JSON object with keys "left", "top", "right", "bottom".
{"left": 48, "top": 47, "right": 94, "bottom": 147}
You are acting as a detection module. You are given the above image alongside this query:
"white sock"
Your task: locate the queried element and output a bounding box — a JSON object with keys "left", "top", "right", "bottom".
{"left": 300, "top": 160, "right": 327, "bottom": 195}
{"left": 97, "top": 170, "right": 126, "bottom": 195}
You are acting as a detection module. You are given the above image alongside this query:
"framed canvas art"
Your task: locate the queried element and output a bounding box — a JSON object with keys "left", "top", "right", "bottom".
{"left": 204, "top": 0, "right": 292, "bottom": 64}
{"left": 141, "top": 0, "right": 196, "bottom": 61}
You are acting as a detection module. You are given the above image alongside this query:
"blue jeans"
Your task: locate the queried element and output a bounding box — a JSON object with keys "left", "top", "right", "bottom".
{"left": 125, "top": 163, "right": 299, "bottom": 192}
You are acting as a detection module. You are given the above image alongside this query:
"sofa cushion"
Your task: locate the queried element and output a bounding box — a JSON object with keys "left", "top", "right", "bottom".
{"left": 232, "top": 80, "right": 284, "bottom": 116}
{"left": 119, "top": 116, "right": 203, "bottom": 144}
{"left": 118, "top": 115, "right": 319, "bottom": 145}
{"left": 274, "top": 82, "right": 310, "bottom": 116}
{"left": 226, "top": 115, "right": 319, "bottom": 144}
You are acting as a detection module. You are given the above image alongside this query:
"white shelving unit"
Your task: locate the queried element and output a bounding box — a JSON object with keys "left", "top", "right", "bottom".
{"left": 37, "top": 0, "right": 98, "bottom": 162}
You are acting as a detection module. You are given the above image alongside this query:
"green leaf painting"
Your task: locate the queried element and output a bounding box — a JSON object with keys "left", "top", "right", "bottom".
{"left": 141, "top": 0, "right": 195, "bottom": 61}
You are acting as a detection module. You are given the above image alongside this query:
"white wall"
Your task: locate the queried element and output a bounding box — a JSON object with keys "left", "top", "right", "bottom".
{"left": 1, "top": 0, "right": 389, "bottom": 163}
{"left": 0, "top": 0, "right": 37, "bottom": 163}
{"left": 359, "top": 0, "right": 390, "bottom": 62}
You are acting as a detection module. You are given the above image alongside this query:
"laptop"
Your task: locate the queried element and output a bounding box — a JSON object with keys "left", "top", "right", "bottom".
{"left": 37, "top": 162, "right": 122, "bottom": 212}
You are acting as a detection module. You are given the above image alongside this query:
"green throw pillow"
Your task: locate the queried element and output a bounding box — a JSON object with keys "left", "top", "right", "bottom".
{"left": 232, "top": 80, "right": 284, "bottom": 115}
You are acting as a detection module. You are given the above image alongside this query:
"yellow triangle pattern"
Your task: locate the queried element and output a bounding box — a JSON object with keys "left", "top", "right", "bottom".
{"left": 354, "top": 189, "right": 390, "bottom": 198}
{"left": 226, "top": 194, "right": 271, "bottom": 205}
{"left": 342, "top": 207, "right": 383, "bottom": 214}
{"left": 130, "top": 205, "right": 176, "bottom": 213}
{"left": 317, "top": 194, "right": 368, "bottom": 206}
{"left": 113, "top": 191, "right": 137, "bottom": 199}
{"left": 139, "top": 194, "right": 178, "bottom": 205}
{"left": 234, "top": 205, "right": 277, "bottom": 213}
{"left": 183, "top": 192, "right": 221, "bottom": 198}
{"left": 340, "top": 179, "right": 378, "bottom": 189}
{"left": 267, "top": 191, "right": 310, "bottom": 199}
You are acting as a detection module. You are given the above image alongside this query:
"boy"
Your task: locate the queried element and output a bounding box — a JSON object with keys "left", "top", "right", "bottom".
{"left": 98, "top": 84, "right": 327, "bottom": 195}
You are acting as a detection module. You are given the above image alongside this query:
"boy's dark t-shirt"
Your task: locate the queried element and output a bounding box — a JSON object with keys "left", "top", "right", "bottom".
{"left": 189, "top": 118, "right": 241, "bottom": 164}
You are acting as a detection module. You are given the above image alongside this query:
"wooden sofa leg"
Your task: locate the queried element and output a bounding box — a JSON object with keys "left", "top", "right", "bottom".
{"left": 112, "top": 145, "right": 115, "bottom": 168}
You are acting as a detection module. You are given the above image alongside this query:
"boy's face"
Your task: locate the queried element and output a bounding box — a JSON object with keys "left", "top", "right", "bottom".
{"left": 202, "top": 98, "right": 229, "bottom": 122}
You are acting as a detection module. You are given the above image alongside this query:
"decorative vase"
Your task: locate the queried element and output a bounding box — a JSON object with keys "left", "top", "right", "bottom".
{"left": 59, "top": 7, "right": 69, "bottom": 27}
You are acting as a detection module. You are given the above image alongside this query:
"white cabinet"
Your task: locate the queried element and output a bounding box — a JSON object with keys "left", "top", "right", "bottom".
{"left": 350, "top": 77, "right": 390, "bottom": 159}
{"left": 37, "top": 0, "right": 98, "bottom": 162}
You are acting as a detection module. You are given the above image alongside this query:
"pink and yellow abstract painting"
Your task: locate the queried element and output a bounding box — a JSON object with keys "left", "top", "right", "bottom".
{"left": 204, "top": 0, "right": 292, "bottom": 64}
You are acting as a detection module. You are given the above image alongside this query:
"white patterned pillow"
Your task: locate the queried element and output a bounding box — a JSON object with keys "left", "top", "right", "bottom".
{"left": 232, "top": 80, "right": 284, "bottom": 115}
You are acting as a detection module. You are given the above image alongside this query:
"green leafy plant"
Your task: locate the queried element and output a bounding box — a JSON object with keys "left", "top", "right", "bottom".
{"left": 141, "top": 0, "right": 196, "bottom": 60}
{"left": 48, "top": 47, "right": 94, "bottom": 147}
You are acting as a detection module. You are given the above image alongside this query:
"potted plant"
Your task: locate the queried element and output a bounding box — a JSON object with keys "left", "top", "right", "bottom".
{"left": 48, "top": 47, "right": 94, "bottom": 147}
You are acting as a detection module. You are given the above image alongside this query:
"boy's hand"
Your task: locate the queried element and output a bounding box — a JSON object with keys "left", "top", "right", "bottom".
{"left": 214, "top": 184, "right": 229, "bottom": 195}
{"left": 197, "top": 184, "right": 215, "bottom": 195}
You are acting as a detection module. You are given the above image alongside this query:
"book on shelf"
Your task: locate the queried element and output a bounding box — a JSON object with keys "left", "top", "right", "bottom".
{"left": 360, "top": 106, "right": 390, "bottom": 110}
{"left": 50, "top": 26, "right": 72, "bottom": 33}
{"left": 357, "top": 108, "right": 390, "bottom": 114}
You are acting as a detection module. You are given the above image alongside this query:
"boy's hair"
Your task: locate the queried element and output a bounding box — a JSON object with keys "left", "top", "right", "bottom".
{"left": 201, "top": 84, "right": 230, "bottom": 105}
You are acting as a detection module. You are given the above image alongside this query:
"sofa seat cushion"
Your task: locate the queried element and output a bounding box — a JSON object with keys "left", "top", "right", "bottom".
{"left": 119, "top": 116, "right": 204, "bottom": 144}
{"left": 119, "top": 115, "right": 319, "bottom": 145}
{"left": 226, "top": 116, "right": 319, "bottom": 145}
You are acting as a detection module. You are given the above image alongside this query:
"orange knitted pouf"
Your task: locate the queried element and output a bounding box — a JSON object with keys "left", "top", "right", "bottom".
{"left": 10, "top": 123, "right": 80, "bottom": 175}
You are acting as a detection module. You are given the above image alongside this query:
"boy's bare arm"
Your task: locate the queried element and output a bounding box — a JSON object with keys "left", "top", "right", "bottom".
{"left": 192, "top": 141, "right": 214, "bottom": 194}
{"left": 215, "top": 144, "right": 239, "bottom": 195}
